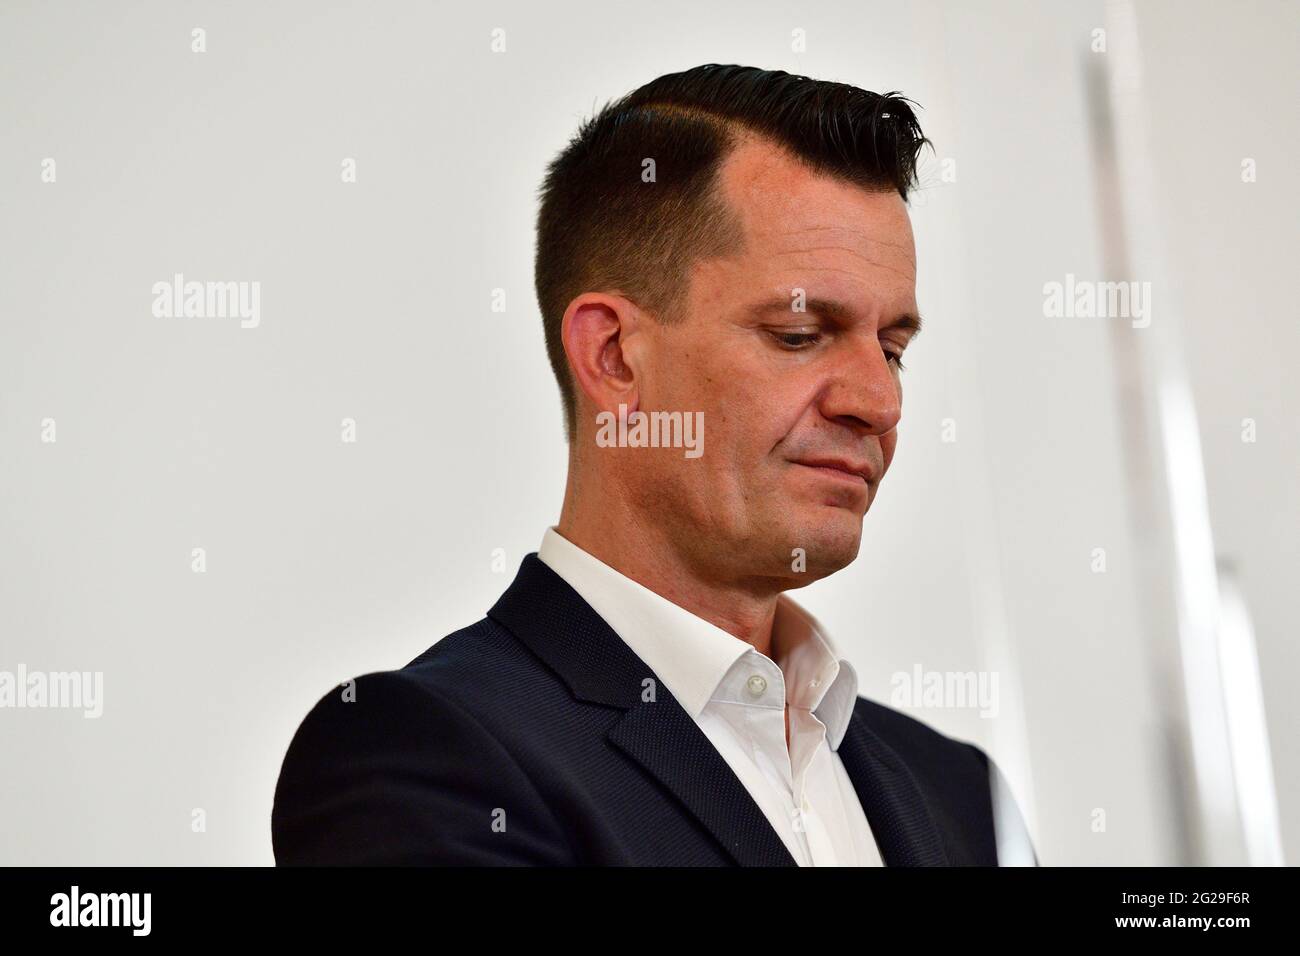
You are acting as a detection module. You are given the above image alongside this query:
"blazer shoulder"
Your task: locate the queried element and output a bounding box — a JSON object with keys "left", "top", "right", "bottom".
{"left": 282, "top": 615, "right": 522, "bottom": 740}
{"left": 271, "top": 623, "right": 573, "bottom": 865}
{"left": 398, "top": 615, "right": 555, "bottom": 708}
{"left": 277, "top": 613, "right": 541, "bottom": 794}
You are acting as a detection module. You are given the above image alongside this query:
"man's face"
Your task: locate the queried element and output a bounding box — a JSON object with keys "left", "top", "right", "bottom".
{"left": 633, "top": 136, "right": 919, "bottom": 586}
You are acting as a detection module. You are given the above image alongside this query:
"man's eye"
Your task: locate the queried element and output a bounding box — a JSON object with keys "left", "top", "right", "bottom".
{"left": 886, "top": 349, "right": 907, "bottom": 372}
{"left": 770, "top": 330, "right": 822, "bottom": 349}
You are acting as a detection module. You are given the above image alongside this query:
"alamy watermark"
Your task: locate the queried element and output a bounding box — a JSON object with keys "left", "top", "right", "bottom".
{"left": 890, "top": 665, "right": 999, "bottom": 718}
{"left": 152, "top": 273, "right": 260, "bottom": 328}
{"left": 1042, "top": 273, "right": 1151, "bottom": 328}
{"left": 595, "top": 403, "right": 703, "bottom": 459}
{"left": 50, "top": 886, "right": 150, "bottom": 936}
{"left": 0, "top": 664, "right": 103, "bottom": 718}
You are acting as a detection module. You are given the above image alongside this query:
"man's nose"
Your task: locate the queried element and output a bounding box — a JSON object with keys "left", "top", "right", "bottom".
{"left": 815, "top": 334, "right": 902, "bottom": 435}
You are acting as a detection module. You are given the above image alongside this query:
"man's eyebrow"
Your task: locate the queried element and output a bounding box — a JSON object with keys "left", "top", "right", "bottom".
{"left": 750, "top": 296, "right": 923, "bottom": 338}
{"left": 883, "top": 311, "right": 923, "bottom": 340}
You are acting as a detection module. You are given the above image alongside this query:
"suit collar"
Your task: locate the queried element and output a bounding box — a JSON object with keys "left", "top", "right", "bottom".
{"left": 535, "top": 525, "right": 751, "bottom": 718}
{"left": 488, "top": 552, "right": 951, "bottom": 866}
{"left": 488, "top": 552, "right": 796, "bottom": 866}
{"left": 535, "top": 525, "right": 858, "bottom": 750}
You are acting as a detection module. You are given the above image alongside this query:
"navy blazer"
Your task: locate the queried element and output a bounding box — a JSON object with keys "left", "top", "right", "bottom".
{"left": 272, "top": 553, "right": 1036, "bottom": 865}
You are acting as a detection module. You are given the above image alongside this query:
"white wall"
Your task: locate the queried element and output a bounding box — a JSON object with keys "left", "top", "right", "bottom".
{"left": 1130, "top": 0, "right": 1298, "bottom": 862}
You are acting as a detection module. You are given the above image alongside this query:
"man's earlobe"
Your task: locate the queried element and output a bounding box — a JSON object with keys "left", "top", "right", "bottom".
{"left": 563, "top": 294, "right": 640, "bottom": 421}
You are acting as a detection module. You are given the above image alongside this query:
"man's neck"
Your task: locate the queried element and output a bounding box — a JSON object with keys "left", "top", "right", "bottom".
{"left": 555, "top": 508, "right": 782, "bottom": 658}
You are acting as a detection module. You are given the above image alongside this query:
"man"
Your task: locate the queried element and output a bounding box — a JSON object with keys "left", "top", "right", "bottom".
{"left": 272, "top": 64, "right": 1037, "bottom": 866}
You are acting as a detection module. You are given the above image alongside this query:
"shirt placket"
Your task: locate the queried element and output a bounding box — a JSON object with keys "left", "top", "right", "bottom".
{"left": 786, "top": 660, "right": 840, "bottom": 864}
{"left": 731, "top": 653, "right": 814, "bottom": 862}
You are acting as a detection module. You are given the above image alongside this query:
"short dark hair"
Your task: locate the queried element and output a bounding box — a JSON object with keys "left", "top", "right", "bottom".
{"left": 534, "top": 64, "right": 930, "bottom": 440}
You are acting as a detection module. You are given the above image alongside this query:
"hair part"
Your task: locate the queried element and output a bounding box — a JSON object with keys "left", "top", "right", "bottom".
{"left": 534, "top": 64, "right": 931, "bottom": 440}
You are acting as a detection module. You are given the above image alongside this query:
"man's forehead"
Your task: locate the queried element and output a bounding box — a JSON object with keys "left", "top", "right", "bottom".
{"left": 716, "top": 137, "right": 916, "bottom": 274}
{"left": 760, "top": 222, "right": 916, "bottom": 275}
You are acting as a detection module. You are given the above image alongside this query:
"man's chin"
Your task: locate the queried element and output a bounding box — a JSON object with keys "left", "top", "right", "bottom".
{"left": 779, "top": 512, "right": 863, "bottom": 582}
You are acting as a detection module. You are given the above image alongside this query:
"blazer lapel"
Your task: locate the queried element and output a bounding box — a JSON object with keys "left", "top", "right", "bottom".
{"left": 836, "top": 706, "right": 952, "bottom": 865}
{"left": 605, "top": 695, "right": 797, "bottom": 866}
{"left": 488, "top": 553, "right": 796, "bottom": 867}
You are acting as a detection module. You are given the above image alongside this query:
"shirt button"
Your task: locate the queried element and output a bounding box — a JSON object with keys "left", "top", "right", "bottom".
{"left": 746, "top": 674, "right": 768, "bottom": 697}
{"left": 810, "top": 677, "right": 820, "bottom": 688}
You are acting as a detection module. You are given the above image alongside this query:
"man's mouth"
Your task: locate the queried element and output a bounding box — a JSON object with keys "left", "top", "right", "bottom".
{"left": 790, "top": 458, "right": 875, "bottom": 484}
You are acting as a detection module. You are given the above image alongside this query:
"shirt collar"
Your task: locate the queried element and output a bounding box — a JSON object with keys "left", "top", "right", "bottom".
{"left": 536, "top": 526, "right": 859, "bottom": 751}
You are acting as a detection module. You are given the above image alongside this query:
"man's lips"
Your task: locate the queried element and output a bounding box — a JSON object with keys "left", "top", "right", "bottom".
{"left": 790, "top": 458, "right": 876, "bottom": 484}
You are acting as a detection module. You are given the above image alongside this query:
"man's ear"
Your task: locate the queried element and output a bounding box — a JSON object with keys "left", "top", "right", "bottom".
{"left": 561, "top": 293, "right": 643, "bottom": 425}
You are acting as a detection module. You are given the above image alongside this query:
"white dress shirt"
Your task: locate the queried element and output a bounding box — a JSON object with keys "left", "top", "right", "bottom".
{"left": 538, "top": 526, "right": 884, "bottom": 866}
